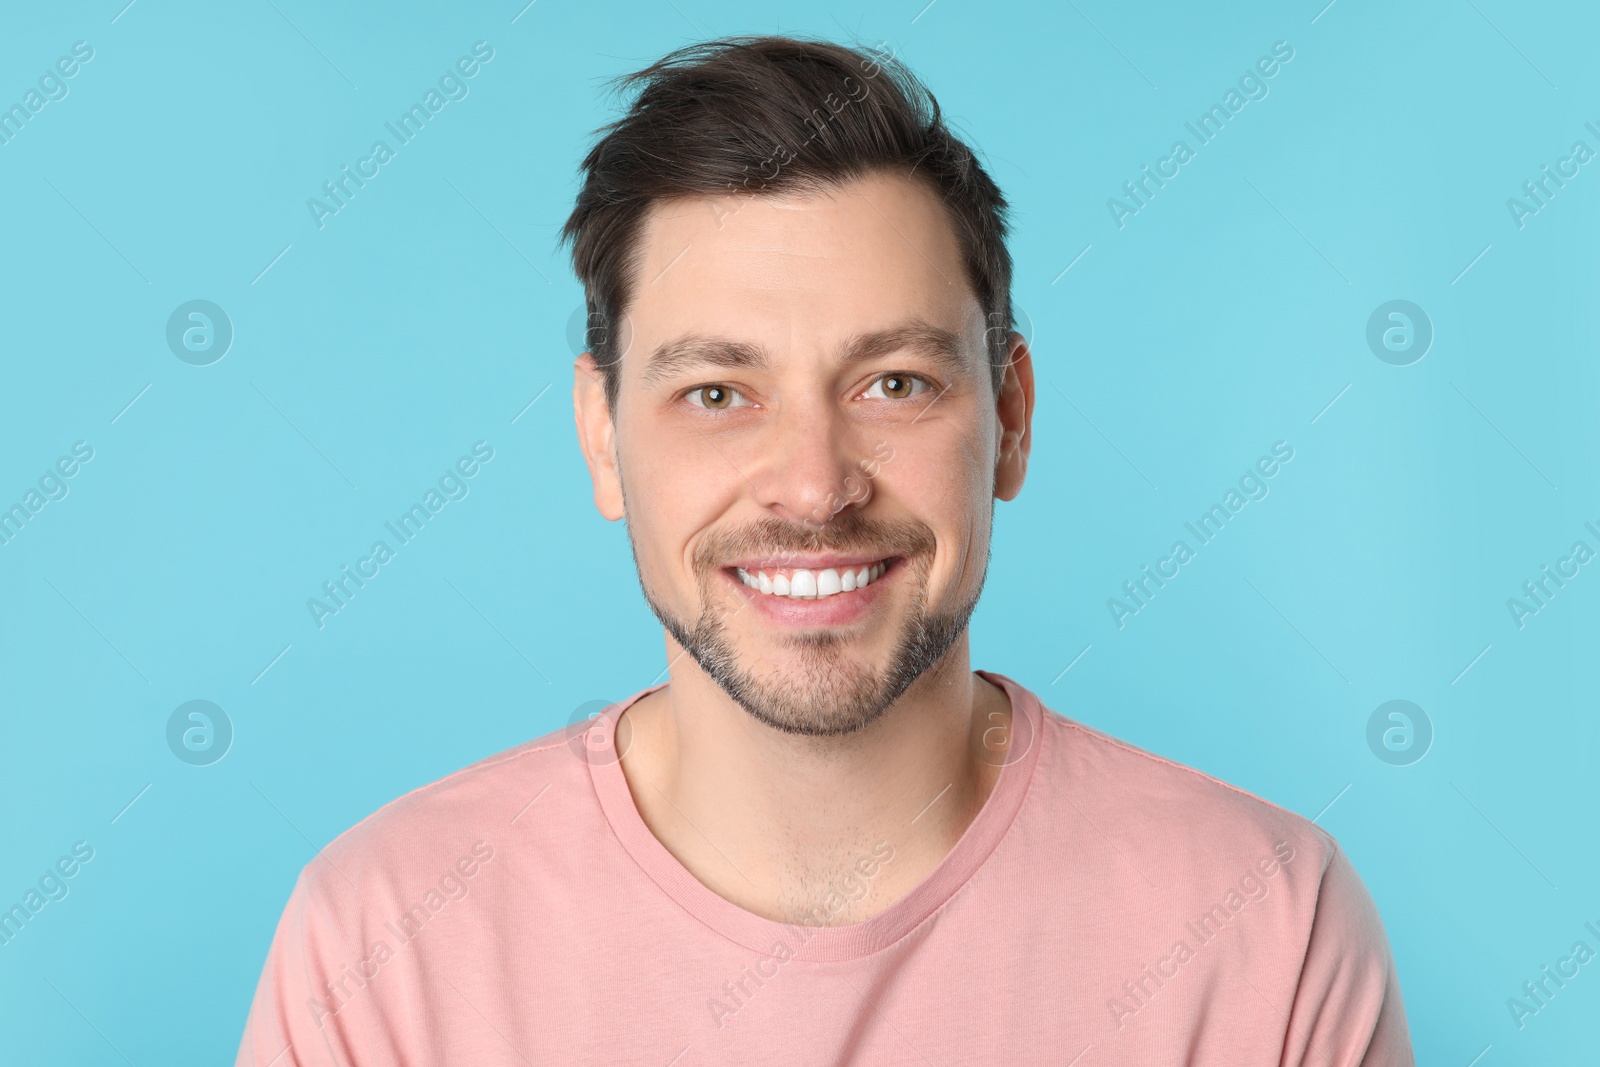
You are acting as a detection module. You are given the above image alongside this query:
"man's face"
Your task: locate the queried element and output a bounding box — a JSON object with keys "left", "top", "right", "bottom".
{"left": 574, "top": 171, "right": 1030, "bottom": 738}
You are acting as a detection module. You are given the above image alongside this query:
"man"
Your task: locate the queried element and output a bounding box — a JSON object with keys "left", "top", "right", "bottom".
{"left": 236, "top": 35, "right": 1413, "bottom": 1065}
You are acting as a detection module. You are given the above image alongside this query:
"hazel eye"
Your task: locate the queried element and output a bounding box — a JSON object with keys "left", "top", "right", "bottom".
{"left": 864, "top": 373, "right": 931, "bottom": 400}
{"left": 685, "top": 384, "right": 750, "bottom": 410}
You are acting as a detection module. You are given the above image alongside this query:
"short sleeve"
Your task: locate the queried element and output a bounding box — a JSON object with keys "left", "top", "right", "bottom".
{"left": 234, "top": 868, "right": 361, "bottom": 1067}
{"left": 1280, "top": 843, "right": 1414, "bottom": 1066}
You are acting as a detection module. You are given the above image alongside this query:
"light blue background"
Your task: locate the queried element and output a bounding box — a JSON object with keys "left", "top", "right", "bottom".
{"left": 2, "top": 0, "right": 1596, "bottom": 1061}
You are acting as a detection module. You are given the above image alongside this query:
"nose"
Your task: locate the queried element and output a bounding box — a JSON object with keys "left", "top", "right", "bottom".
{"left": 748, "top": 400, "right": 872, "bottom": 528}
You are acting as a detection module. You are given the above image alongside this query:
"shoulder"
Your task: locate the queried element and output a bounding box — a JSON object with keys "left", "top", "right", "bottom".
{"left": 293, "top": 720, "right": 592, "bottom": 909}
{"left": 1036, "top": 706, "right": 1340, "bottom": 905}
{"left": 1030, "top": 704, "right": 1411, "bottom": 1058}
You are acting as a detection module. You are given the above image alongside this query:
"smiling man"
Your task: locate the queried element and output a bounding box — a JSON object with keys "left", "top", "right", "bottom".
{"left": 236, "top": 35, "right": 1413, "bottom": 1066}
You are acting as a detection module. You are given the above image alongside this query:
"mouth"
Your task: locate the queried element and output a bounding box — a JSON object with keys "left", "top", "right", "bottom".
{"left": 724, "top": 555, "right": 900, "bottom": 600}
{"left": 718, "top": 554, "right": 904, "bottom": 629}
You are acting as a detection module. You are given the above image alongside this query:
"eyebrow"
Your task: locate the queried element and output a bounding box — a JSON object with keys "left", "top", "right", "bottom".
{"left": 639, "top": 321, "right": 970, "bottom": 391}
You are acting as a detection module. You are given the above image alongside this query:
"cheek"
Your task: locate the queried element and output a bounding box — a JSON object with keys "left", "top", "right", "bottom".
{"left": 623, "top": 403, "right": 750, "bottom": 495}
{"left": 887, "top": 433, "right": 991, "bottom": 582}
{"left": 620, "top": 427, "right": 739, "bottom": 586}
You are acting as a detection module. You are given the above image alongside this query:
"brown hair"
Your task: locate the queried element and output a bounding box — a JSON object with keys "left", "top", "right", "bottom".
{"left": 558, "top": 34, "right": 1014, "bottom": 415}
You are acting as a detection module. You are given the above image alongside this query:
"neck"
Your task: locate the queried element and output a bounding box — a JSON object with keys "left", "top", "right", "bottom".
{"left": 616, "top": 637, "right": 1012, "bottom": 926}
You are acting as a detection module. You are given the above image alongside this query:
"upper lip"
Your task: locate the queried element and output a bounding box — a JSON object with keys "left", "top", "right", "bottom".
{"left": 724, "top": 553, "right": 897, "bottom": 572}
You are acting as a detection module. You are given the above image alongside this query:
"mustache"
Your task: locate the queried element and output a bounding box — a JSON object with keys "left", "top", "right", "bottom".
{"left": 695, "top": 512, "right": 935, "bottom": 571}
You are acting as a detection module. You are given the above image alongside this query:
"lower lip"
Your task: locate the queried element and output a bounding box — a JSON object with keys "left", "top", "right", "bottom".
{"left": 722, "top": 558, "right": 900, "bottom": 629}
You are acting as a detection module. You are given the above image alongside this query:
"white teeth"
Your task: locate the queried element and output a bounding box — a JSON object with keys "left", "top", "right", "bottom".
{"left": 735, "top": 560, "right": 891, "bottom": 600}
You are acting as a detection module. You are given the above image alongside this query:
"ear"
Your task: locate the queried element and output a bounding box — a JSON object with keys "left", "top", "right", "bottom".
{"left": 993, "top": 331, "right": 1034, "bottom": 502}
{"left": 573, "top": 353, "right": 625, "bottom": 520}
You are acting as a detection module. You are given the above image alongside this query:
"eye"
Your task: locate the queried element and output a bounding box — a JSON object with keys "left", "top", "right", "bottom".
{"left": 863, "top": 373, "right": 932, "bottom": 400}
{"left": 683, "top": 384, "right": 751, "bottom": 411}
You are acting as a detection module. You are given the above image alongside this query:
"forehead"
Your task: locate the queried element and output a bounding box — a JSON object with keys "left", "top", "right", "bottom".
{"left": 620, "top": 171, "right": 978, "bottom": 364}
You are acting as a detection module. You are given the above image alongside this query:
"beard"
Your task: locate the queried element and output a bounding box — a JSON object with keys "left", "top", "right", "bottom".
{"left": 624, "top": 489, "right": 992, "bottom": 740}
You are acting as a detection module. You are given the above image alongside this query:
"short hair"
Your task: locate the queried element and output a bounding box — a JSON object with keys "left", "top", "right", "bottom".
{"left": 559, "top": 34, "right": 1015, "bottom": 416}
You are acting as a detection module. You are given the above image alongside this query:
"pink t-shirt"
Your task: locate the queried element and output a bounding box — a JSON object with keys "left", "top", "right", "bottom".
{"left": 235, "top": 670, "right": 1413, "bottom": 1065}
